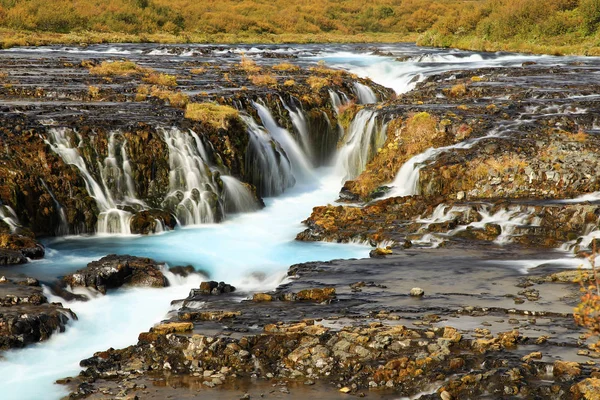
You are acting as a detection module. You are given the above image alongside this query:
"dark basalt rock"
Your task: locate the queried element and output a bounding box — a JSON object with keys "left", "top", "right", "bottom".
{"left": 62, "top": 254, "right": 168, "bottom": 294}
{"left": 192, "top": 281, "right": 236, "bottom": 296}
{"left": 0, "top": 249, "right": 27, "bottom": 266}
{"left": 0, "top": 279, "right": 76, "bottom": 350}
{"left": 0, "top": 233, "right": 45, "bottom": 265}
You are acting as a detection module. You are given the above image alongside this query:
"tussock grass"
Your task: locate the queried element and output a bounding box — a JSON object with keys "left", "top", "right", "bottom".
{"left": 88, "top": 60, "right": 150, "bottom": 76}
{"left": 184, "top": 103, "right": 239, "bottom": 128}
{"left": 143, "top": 72, "right": 177, "bottom": 87}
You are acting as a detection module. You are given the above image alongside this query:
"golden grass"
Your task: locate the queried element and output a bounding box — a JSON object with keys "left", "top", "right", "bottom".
{"left": 87, "top": 85, "right": 100, "bottom": 99}
{"left": 447, "top": 83, "right": 467, "bottom": 98}
{"left": 88, "top": 60, "right": 150, "bottom": 76}
{"left": 136, "top": 84, "right": 189, "bottom": 107}
{"left": 249, "top": 74, "right": 277, "bottom": 86}
{"left": 142, "top": 72, "right": 177, "bottom": 87}
{"left": 184, "top": 102, "right": 239, "bottom": 129}
{"left": 240, "top": 55, "right": 261, "bottom": 74}
{"left": 273, "top": 62, "right": 300, "bottom": 72}
{"left": 190, "top": 67, "right": 206, "bottom": 74}
{"left": 306, "top": 76, "right": 330, "bottom": 91}
{"left": 283, "top": 79, "right": 295, "bottom": 86}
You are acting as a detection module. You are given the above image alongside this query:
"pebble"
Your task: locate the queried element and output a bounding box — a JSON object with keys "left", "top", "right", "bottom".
{"left": 410, "top": 287, "right": 424, "bottom": 297}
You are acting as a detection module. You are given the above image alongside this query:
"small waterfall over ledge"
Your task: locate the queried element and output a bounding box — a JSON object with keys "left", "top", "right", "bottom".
{"left": 353, "top": 82, "right": 378, "bottom": 104}
{"left": 334, "top": 109, "right": 388, "bottom": 181}
{"left": 0, "top": 204, "right": 20, "bottom": 233}
{"left": 46, "top": 126, "right": 259, "bottom": 235}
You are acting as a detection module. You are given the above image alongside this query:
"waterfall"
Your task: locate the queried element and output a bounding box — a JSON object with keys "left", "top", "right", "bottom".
{"left": 161, "top": 127, "right": 222, "bottom": 225}
{"left": 46, "top": 128, "right": 133, "bottom": 235}
{"left": 353, "top": 82, "right": 378, "bottom": 104}
{"left": 0, "top": 204, "right": 20, "bottom": 233}
{"left": 334, "top": 109, "right": 387, "bottom": 181}
{"left": 221, "top": 175, "right": 259, "bottom": 214}
{"left": 40, "top": 179, "right": 69, "bottom": 236}
{"left": 281, "top": 99, "right": 313, "bottom": 164}
{"left": 254, "top": 102, "right": 314, "bottom": 183}
{"left": 243, "top": 114, "right": 295, "bottom": 197}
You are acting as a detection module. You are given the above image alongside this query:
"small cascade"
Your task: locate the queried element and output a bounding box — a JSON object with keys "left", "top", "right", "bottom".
{"left": 388, "top": 148, "right": 439, "bottom": 197}
{"left": 243, "top": 114, "right": 295, "bottom": 197}
{"left": 161, "top": 127, "right": 223, "bottom": 225}
{"left": 40, "top": 179, "right": 69, "bottom": 236}
{"left": 254, "top": 102, "right": 314, "bottom": 183}
{"left": 46, "top": 128, "right": 133, "bottom": 235}
{"left": 221, "top": 175, "right": 259, "bottom": 214}
{"left": 353, "top": 82, "right": 378, "bottom": 104}
{"left": 281, "top": 99, "right": 313, "bottom": 164}
{"left": 329, "top": 90, "right": 344, "bottom": 114}
{"left": 0, "top": 204, "right": 20, "bottom": 233}
{"left": 335, "top": 109, "right": 388, "bottom": 181}
{"left": 385, "top": 128, "right": 505, "bottom": 199}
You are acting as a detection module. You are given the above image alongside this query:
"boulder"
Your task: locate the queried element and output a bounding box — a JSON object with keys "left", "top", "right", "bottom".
{"left": 62, "top": 254, "right": 168, "bottom": 294}
{"left": 571, "top": 378, "right": 600, "bottom": 399}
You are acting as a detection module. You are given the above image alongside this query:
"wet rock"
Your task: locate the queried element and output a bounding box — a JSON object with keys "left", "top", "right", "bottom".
{"left": 151, "top": 322, "right": 193, "bottom": 335}
{"left": 0, "top": 249, "right": 26, "bottom": 266}
{"left": 410, "top": 287, "right": 425, "bottom": 297}
{"left": 196, "top": 281, "right": 236, "bottom": 295}
{"left": 571, "top": 378, "right": 600, "bottom": 399}
{"left": 252, "top": 293, "right": 273, "bottom": 302}
{"left": 554, "top": 360, "right": 581, "bottom": 380}
{"left": 369, "top": 247, "right": 393, "bottom": 258}
{"left": 130, "top": 210, "right": 177, "bottom": 235}
{"left": 168, "top": 265, "right": 196, "bottom": 277}
{"left": 62, "top": 254, "right": 168, "bottom": 294}
{"left": 296, "top": 287, "right": 336, "bottom": 302}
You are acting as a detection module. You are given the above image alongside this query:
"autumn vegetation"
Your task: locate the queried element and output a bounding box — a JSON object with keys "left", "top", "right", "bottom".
{"left": 0, "top": 0, "right": 598, "bottom": 54}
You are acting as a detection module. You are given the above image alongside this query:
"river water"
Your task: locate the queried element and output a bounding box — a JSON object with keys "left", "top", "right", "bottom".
{"left": 0, "top": 43, "right": 597, "bottom": 400}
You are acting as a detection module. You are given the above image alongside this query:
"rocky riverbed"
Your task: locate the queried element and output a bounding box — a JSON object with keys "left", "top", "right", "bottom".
{"left": 2, "top": 44, "right": 600, "bottom": 399}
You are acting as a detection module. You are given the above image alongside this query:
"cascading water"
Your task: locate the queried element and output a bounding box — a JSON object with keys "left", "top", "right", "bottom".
{"left": 334, "top": 109, "right": 388, "bottom": 181}
{"left": 243, "top": 114, "right": 295, "bottom": 197}
{"left": 0, "top": 204, "right": 20, "bottom": 232}
{"left": 46, "top": 128, "right": 133, "bottom": 235}
{"left": 353, "top": 82, "right": 378, "bottom": 104}
{"left": 281, "top": 99, "right": 314, "bottom": 164}
{"left": 254, "top": 102, "right": 315, "bottom": 183}
{"left": 221, "top": 175, "right": 259, "bottom": 214}
{"left": 161, "top": 127, "right": 223, "bottom": 225}
{"left": 39, "top": 179, "right": 69, "bottom": 236}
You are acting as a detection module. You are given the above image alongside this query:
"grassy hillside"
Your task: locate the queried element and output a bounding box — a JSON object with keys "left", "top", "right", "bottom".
{"left": 0, "top": 0, "right": 599, "bottom": 55}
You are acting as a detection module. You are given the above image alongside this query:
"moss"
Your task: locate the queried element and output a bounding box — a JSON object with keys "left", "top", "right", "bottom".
{"left": 88, "top": 60, "right": 150, "bottom": 76}
{"left": 142, "top": 72, "right": 177, "bottom": 87}
{"left": 248, "top": 74, "right": 277, "bottom": 86}
{"left": 184, "top": 102, "right": 240, "bottom": 129}
{"left": 306, "top": 76, "right": 330, "bottom": 91}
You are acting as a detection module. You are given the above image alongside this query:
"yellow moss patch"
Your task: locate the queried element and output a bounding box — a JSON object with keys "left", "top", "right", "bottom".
{"left": 185, "top": 102, "right": 239, "bottom": 129}
{"left": 190, "top": 67, "right": 206, "bottom": 74}
{"left": 240, "top": 55, "right": 261, "bottom": 73}
{"left": 249, "top": 74, "right": 277, "bottom": 86}
{"left": 87, "top": 85, "right": 100, "bottom": 99}
{"left": 447, "top": 83, "right": 468, "bottom": 98}
{"left": 88, "top": 60, "right": 150, "bottom": 76}
{"left": 283, "top": 79, "right": 295, "bottom": 87}
{"left": 306, "top": 76, "right": 330, "bottom": 91}
{"left": 273, "top": 62, "right": 299, "bottom": 72}
{"left": 143, "top": 72, "right": 177, "bottom": 87}
{"left": 145, "top": 85, "right": 189, "bottom": 108}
